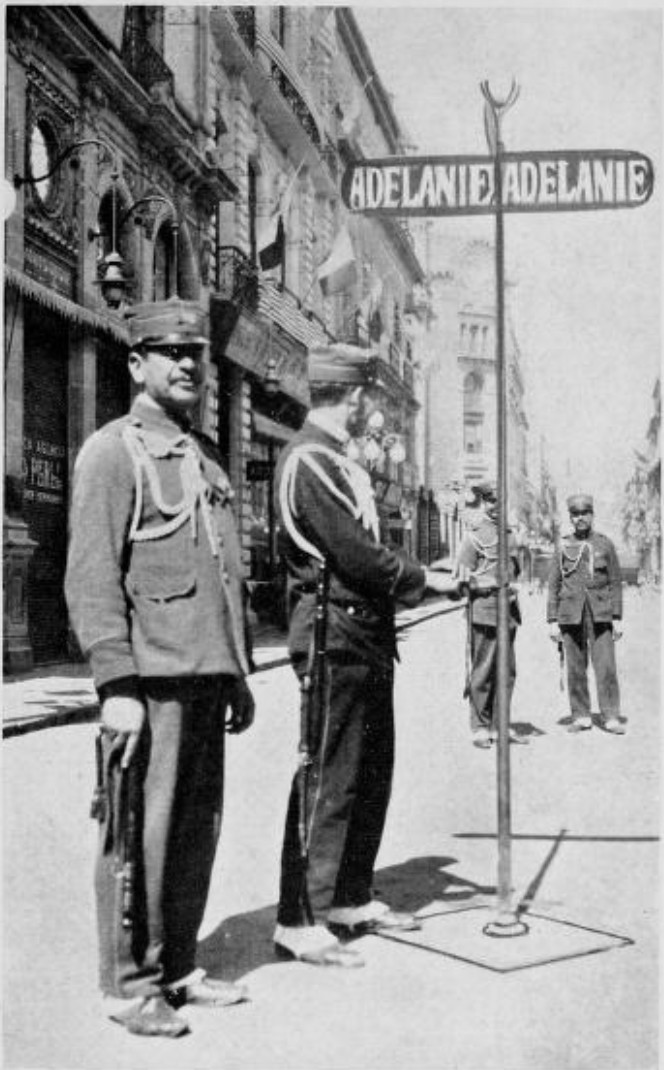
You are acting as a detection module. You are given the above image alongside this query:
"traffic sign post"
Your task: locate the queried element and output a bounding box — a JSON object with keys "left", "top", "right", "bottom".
{"left": 478, "top": 80, "right": 529, "bottom": 940}
{"left": 342, "top": 82, "right": 653, "bottom": 963}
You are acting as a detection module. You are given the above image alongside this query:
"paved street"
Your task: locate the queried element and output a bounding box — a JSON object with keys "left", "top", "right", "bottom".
{"left": 3, "top": 587, "right": 660, "bottom": 1070}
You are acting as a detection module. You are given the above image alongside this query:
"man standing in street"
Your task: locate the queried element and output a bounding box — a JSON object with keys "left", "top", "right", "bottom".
{"left": 65, "top": 298, "right": 255, "bottom": 1038}
{"left": 273, "top": 342, "right": 469, "bottom": 967}
{"left": 547, "top": 493, "right": 624, "bottom": 734}
{"left": 455, "top": 481, "right": 523, "bottom": 749}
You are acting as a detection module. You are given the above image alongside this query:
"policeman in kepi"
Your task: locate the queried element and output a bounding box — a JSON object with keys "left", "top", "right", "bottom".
{"left": 65, "top": 298, "right": 255, "bottom": 1038}
{"left": 547, "top": 493, "right": 624, "bottom": 734}
{"left": 455, "top": 481, "right": 524, "bottom": 749}
{"left": 273, "top": 343, "right": 469, "bottom": 968}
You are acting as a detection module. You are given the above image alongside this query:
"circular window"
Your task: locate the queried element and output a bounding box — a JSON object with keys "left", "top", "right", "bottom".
{"left": 29, "top": 120, "right": 56, "bottom": 201}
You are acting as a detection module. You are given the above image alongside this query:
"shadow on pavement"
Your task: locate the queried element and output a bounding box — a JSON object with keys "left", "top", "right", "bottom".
{"left": 197, "top": 856, "right": 495, "bottom": 981}
{"left": 372, "top": 855, "right": 495, "bottom": 913}
{"left": 511, "top": 720, "right": 547, "bottom": 738}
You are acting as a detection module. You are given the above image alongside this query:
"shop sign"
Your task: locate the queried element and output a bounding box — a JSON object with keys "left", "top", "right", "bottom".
{"left": 22, "top": 436, "right": 65, "bottom": 505}
{"left": 342, "top": 150, "right": 654, "bottom": 217}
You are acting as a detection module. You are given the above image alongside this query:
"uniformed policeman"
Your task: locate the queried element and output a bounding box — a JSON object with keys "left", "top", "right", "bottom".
{"left": 65, "top": 297, "right": 255, "bottom": 1037}
{"left": 547, "top": 493, "right": 624, "bottom": 734}
{"left": 273, "top": 342, "right": 467, "bottom": 966}
{"left": 455, "top": 481, "right": 523, "bottom": 748}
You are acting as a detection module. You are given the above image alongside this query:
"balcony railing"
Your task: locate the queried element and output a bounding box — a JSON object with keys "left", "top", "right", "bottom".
{"left": 216, "top": 247, "right": 331, "bottom": 349}
{"left": 256, "top": 28, "right": 322, "bottom": 149}
{"left": 217, "top": 247, "right": 259, "bottom": 311}
{"left": 269, "top": 63, "right": 321, "bottom": 147}
{"left": 123, "top": 32, "right": 174, "bottom": 97}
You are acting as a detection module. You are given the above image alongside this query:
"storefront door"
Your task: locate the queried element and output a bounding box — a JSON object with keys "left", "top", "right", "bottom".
{"left": 22, "top": 304, "right": 69, "bottom": 663}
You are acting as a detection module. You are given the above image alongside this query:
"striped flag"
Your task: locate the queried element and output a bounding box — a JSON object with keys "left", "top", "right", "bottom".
{"left": 317, "top": 227, "right": 357, "bottom": 297}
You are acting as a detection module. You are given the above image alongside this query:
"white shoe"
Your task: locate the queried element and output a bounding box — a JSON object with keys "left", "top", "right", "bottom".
{"left": 273, "top": 924, "right": 364, "bottom": 967}
{"left": 328, "top": 901, "right": 420, "bottom": 933}
{"left": 567, "top": 716, "right": 592, "bottom": 733}
{"left": 603, "top": 717, "right": 625, "bottom": 735}
{"left": 472, "top": 727, "right": 492, "bottom": 748}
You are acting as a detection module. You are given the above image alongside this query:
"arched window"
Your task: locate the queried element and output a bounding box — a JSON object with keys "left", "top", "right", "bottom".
{"left": 153, "top": 221, "right": 177, "bottom": 301}
{"left": 463, "top": 371, "right": 484, "bottom": 405}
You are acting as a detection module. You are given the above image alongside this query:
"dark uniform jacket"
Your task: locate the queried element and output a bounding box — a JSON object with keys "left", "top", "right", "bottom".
{"left": 65, "top": 395, "right": 251, "bottom": 691}
{"left": 276, "top": 419, "right": 426, "bottom": 667}
{"left": 547, "top": 531, "right": 622, "bottom": 626}
{"left": 456, "top": 517, "right": 521, "bottom": 627}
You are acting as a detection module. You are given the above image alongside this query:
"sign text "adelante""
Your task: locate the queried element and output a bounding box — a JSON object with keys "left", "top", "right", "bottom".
{"left": 341, "top": 151, "right": 654, "bottom": 216}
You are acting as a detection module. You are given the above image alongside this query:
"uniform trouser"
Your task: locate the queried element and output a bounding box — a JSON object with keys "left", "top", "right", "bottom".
{"left": 95, "top": 676, "right": 231, "bottom": 999}
{"left": 562, "top": 606, "right": 621, "bottom": 720}
{"left": 468, "top": 624, "right": 517, "bottom": 732}
{"left": 277, "top": 655, "right": 395, "bottom": 927}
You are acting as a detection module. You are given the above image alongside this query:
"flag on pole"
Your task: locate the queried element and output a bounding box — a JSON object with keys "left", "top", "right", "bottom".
{"left": 341, "top": 90, "right": 363, "bottom": 140}
{"left": 258, "top": 214, "right": 285, "bottom": 271}
{"left": 257, "top": 159, "right": 305, "bottom": 271}
{"left": 317, "top": 227, "right": 357, "bottom": 296}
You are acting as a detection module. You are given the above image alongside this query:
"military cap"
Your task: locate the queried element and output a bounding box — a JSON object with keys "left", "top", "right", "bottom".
{"left": 567, "top": 493, "right": 594, "bottom": 513}
{"left": 308, "top": 343, "right": 377, "bottom": 385}
{"left": 125, "top": 297, "right": 209, "bottom": 348}
{"left": 472, "top": 480, "right": 498, "bottom": 503}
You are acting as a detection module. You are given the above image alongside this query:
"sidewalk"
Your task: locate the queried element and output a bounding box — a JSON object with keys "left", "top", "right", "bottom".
{"left": 2, "top": 596, "right": 462, "bottom": 738}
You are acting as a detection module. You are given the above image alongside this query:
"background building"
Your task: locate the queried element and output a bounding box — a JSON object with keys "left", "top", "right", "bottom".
{"left": 621, "top": 377, "right": 661, "bottom": 581}
{"left": 421, "top": 238, "right": 533, "bottom": 559}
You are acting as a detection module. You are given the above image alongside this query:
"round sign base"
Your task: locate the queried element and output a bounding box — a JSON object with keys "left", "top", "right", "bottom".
{"left": 483, "top": 912, "right": 530, "bottom": 939}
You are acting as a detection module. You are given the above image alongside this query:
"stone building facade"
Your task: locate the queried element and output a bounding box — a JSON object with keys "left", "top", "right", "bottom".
{"left": 4, "top": 5, "right": 427, "bottom": 668}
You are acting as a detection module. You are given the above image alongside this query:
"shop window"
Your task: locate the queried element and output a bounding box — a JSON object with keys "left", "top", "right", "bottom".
{"left": 249, "top": 437, "right": 279, "bottom": 581}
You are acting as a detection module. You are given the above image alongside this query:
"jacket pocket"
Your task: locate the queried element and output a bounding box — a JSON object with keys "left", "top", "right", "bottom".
{"left": 126, "top": 544, "right": 197, "bottom": 603}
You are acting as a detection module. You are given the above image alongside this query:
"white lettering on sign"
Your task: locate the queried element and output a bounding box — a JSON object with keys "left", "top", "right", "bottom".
{"left": 343, "top": 152, "right": 654, "bottom": 216}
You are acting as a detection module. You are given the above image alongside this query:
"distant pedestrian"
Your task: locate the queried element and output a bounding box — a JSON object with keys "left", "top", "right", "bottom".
{"left": 273, "top": 342, "right": 469, "bottom": 967}
{"left": 547, "top": 493, "right": 624, "bottom": 734}
{"left": 65, "top": 298, "right": 255, "bottom": 1038}
{"left": 455, "top": 481, "right": 523, "bottom": 749}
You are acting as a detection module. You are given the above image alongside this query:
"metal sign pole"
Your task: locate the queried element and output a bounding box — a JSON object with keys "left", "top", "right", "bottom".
{"left": 340, "top": 85, "right": 650, "bottom": 965}
{"left": 481, "top": 81, "right": 528, "bottom": 938}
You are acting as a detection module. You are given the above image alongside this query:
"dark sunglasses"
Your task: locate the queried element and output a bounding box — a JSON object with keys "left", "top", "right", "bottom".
{"left": 142, "top": 345, "right": 203, "bottom": 361}
{"left": 570, "top": 509, "right": 592, "bottom": 517}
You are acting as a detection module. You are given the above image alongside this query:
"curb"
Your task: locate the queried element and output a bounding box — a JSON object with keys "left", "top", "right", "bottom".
{"left": 3, "top": 600, "right": 464, "bottom": 740}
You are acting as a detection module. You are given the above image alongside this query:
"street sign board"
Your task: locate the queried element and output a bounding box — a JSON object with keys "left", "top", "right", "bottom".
{"left": 342, "top": 150, "right": 654, "bottom": 217}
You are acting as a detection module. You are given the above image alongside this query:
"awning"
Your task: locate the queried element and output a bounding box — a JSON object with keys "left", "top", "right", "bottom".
{"left": 253, "top": 411, "right": 295, "bottom": 445}
{"left": 5, "top": 266, "right": 129, "bottom": 345}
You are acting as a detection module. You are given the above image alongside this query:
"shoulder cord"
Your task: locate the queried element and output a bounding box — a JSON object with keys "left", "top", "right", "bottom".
{"left": 279, "top": 443, "right": 379, "bottom": 564}
{"left": 121, "top": 426, "right": 218, "bottom": 556}
{"left": 560, "top": 540, "right": 594, "bottom": 579}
